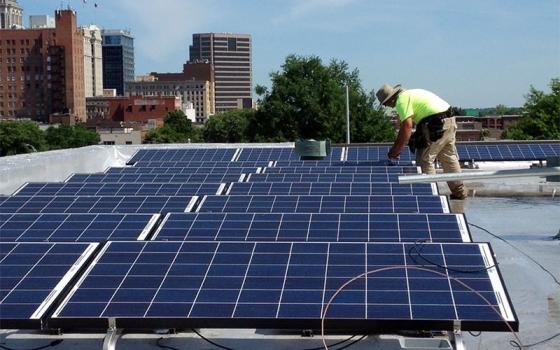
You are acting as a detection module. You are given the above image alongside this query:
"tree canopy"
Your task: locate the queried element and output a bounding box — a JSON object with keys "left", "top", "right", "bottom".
{"left": 502, "top": 78, "right": 560, "bottom": 140}
{"left": 0, "top": 121, "right": 100, "bottom": 156}
{"left": 144, "top": 110, "right": 202, "bottom": 143}
{"left": 251, "top": 55, "right": 394, "bottom": 142}
{"left": 0, "top": 120, "right": 47, "bottom": 156}
{"left": 203, "top": 109, "right": 251, "bottom": 143}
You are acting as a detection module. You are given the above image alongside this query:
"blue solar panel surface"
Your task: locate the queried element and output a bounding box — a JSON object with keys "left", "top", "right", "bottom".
{"left": 51, "top": 241, "right": 515, "bottom": 332}
{"left": 0, "top": 213, "right": 158, "bottom": 242}
{"left": 0, "top": 195, "right": 195, "bottom": 214}
{"left": 198, "top": 195, "right": 448, "bottom": 214}
{"left": 15, "top": 183, "right": 223, "bottom": 197}
{"left": 105, "top": 166, "right": 259, "bottom": 175}
{"left": 154, "top": 213, "right": 469, "bottom": 243}
{"left": 131, "top": 161, "right": 272, "bottom": 168}
{"left": 0, "top": 242, "right": 97, "bottom": 326}
{"left": 246, "top": 173, "right": 408, "bottom": 183}
{"left": 66, "top": 173, "right": 243, "bottom": 184}
{"left": 263, "top": 166, "right": 419, "bottom": 174}
{"left": 248, "top": 173, "right": 402, "bottom": 183}
{"left": 237, "top": 147, "right": 342, "bottom": 161}
{"left": 128, "top": 148, "right": 238, "bottom": 163}
{"left": 345, "top": 143, "right": 560, "bottom": 162}
{"left": 227, "top": 182, "right": 437, "bottom": 196}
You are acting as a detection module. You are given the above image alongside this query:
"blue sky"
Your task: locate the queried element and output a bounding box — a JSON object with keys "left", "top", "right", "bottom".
{"left": 20, "top": 0, "right": 560, "bottom": 107}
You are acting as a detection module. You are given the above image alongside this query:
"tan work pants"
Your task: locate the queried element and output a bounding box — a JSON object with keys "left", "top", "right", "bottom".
{"left": 416, "top": 117, "right": 467, "bottom": 198}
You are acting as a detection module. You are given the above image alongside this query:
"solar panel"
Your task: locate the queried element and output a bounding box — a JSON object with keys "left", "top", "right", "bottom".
{"left": 227, "top": 182, "right": 438, "bottom": 196}
{"left": 50, "top": 241, "right": 517, "bottom": 332}
{"left": 0, "top": 242, "right": 98, "bottom": 328}
{"left": 344, "top": 143, "right": 560, "bottom": 162}
{"left": 0, "top": 195, "right": 198, "bottom": 214}
{"left": 153, "top": 213, "right": 471, "bottom": 243}
{"left": 128, "top": 148, "right": 238, "bottom": 164}
{"left": 247, "top": 173, "right": 403, "bottom": 183}
{"left": 236, "top": 147, "right": 343, "bottom": 162}
{"left": 105, "top": 166, "right": 260, "bottom": 175}
{"left": 197, "top": 195, "right": 449, "bottom": 214}
{"left": 66, "top": 173, "right": 243, "bottom": 184}
{"left": 0, "top": 213, "right": 159, "bottom": 242}
{"left": 131, "top": 161, "right": 273, "bottom": 168}
{"left": 274, "top": 160, "right": 415, "bottom": 167}
{"left": 263, "top": 166, "right": 420, "bottom": 174}
{"left": 246, "top": 173, "right": 406, "bottom": 184}
{"left": 14, "top": 183, "right": 225, "bottom": 197}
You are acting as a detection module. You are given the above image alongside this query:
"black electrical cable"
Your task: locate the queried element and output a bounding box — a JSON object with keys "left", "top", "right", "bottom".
{"left": 190, "top": 329, "right": 236, "bottom": 350}
{"left": 469, "top": 223, "right": 560, "bottom": 287}
{"left": 0, "top": 340, "right": 63, "bottom": 350}
{"left": 156, "top": 337, "right": 181, "bottom": 350}
{"left": 509, "top": 332, "right": 560, "bottom": 349}
{"left": 187, "top": 328, "right": 365, "bottom": 350}
{"left": 408, "top": 239, "right": 498, "bottom": 273}
{"left": 468, "top": 331, "right": 482, "bottom": 337}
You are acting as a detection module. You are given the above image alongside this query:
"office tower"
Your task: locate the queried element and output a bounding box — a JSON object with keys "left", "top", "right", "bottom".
{"left": 0, "top": 0, "right": 23, "bottom": 29}
{"left": 0, "top": 10, "right": 86, "bottom": 121}
{"left": 81, "top": 25, "right": 103, "bottom": 97}
{"left": 189, "top": 33, "right": 252, "bottom": 113}
{"left": 101, "top": 29, "right": 134, "bottom": 96}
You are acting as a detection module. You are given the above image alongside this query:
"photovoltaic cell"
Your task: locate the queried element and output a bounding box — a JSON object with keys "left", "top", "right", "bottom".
{"left": 153, "top": 212, "right": 470, "bottom": 243}
{"left": 197, "top": 195, "right": 449, "bottom": 214}
{"left": 237, "top": 147, "right": 343, "bottom": 161}
{"left": 263, "top": 166, "right": 419, "bottom": 174}
{"left": 50, "top": 241, "right": 517, "bottom": 332}
{"left": 247, "top": 173, "right": 402, "bottom": 183}
{"left": 14, "top": 183, "right": 224, "bottom": 197}
{"left": 0, "top": 242, "right": 98, "bottom": 328}
{"left": 0, "top": 195, "right": 196, "bottom": 214}
{"left": 66, "top": 173, "right": 243, "bottom": 184}
{"left": 0, "top": 213, "right": 159, "bottom": 242}
{"left": 128, "top": 148, "right": 238, "bottom": 164}
{"left": 345, "top": 143, "right": 560, "bottom": 162}
{"left": 105, "top": 167, "right": 260, "bottom": 175}
{"left": 227, "top": 182, "right": 437, "bottom": 196}
{"left": 131, "top": 161, "right": 272, "bottom": 168}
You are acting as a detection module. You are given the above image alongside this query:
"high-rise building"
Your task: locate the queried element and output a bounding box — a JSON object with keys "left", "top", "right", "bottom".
{"left": 189, "top": 33, "right": 252, "bottom": 113}
{"left": 101, "top": 29, "right": 134, "bottom": 96}
{"left": 0, "top": 0, "right": 23, "bottom": 29}
{"left": 0, "top": 9, "right": 86, "bottom": 121}
{"left": 81, "top": 25, "right": 103, "bottom": 97}
{"left": 29, "top": 15, "right": 55, "bottom": 29}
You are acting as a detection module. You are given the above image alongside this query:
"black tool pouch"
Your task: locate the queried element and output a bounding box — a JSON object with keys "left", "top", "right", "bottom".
{"left": 408, "top": 128, "right": 428, "bottom": 154}
{"left": 426, "top": 117, "right": 445, "bottom": 142}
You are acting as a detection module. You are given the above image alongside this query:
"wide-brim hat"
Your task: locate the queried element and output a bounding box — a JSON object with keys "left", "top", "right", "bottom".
{"left": 376, "top": 84, "right": 403, "bottom": 105}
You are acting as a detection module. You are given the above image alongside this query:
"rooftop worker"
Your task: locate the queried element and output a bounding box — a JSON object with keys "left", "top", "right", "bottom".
{"left": 376, "top": 84, "right": 468, "bottom": 199}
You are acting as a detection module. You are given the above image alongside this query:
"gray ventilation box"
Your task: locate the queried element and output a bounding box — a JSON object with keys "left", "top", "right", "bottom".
{"left": 294, "top": 139, "right": 331, "bottom": 160}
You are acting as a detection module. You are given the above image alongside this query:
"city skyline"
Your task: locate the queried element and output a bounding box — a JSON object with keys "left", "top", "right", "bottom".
{"left": 17, "top": 0, "right": 560, "bottom": 107}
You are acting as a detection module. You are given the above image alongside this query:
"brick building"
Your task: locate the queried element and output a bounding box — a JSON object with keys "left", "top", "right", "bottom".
{"left": 0, "top": 9, "right": 86, "bottom": 121}
{"left": 86, "top": 95, "right": 180, "bottom": 125}
{"left": 125, "top": 62, "right": 214, "bottom": 123}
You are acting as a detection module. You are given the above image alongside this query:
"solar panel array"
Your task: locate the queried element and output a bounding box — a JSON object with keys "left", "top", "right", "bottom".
{"left": 0, "top": 145, "right": 520, "bottom": 333}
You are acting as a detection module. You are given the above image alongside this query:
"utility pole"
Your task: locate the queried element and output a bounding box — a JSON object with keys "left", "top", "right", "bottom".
{"left": 345, "top": 84, "right": 350, "bottom": 144}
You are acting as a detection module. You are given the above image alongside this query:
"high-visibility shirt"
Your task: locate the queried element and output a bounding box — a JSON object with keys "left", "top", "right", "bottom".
{"left": 395, "top": 89, "right": 450, "bottom": 123}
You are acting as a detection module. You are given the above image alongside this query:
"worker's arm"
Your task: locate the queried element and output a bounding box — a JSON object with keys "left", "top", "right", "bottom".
{"left": 388, "top": 117, "right": 413, "bottom": 159}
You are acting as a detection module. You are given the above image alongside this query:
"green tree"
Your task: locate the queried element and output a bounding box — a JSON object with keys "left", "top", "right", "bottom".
{"left": 144, "top": 110, "right": 202, "bottom": 143}
{"left": 203, "top": 109, "right": 252, "bottom": 143}
{"left": 0, "top": 120, "right": 47, "bottom": 156}
{"left": 495, "top": 104, "right": 508, "bottom": 117}
{"left": 44, "top": 125, "right": 100, "bottom": 150}
{"left": 502, "top": 78, "right": 560, "bottom": 140}
{"left": 252, "top": 55, "right": 394, "bottom": 142}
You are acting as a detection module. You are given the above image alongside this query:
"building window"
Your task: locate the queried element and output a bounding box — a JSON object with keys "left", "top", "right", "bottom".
{"left": 103, "top": 141, "right": 115, "bottom": 145}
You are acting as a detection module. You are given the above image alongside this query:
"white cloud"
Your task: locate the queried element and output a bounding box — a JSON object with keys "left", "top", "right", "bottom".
{"left": 112, "top": 0, "right": 220, "bottom": 72}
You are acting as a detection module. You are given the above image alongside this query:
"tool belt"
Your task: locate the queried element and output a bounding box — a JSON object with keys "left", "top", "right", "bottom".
{"left": 408, "top": 107, "right": 455, "bottom": 154}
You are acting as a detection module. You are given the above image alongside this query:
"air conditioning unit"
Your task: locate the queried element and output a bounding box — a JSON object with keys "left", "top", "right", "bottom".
{"left": 294, "top": 139, "right": 331, "bottom": 160}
